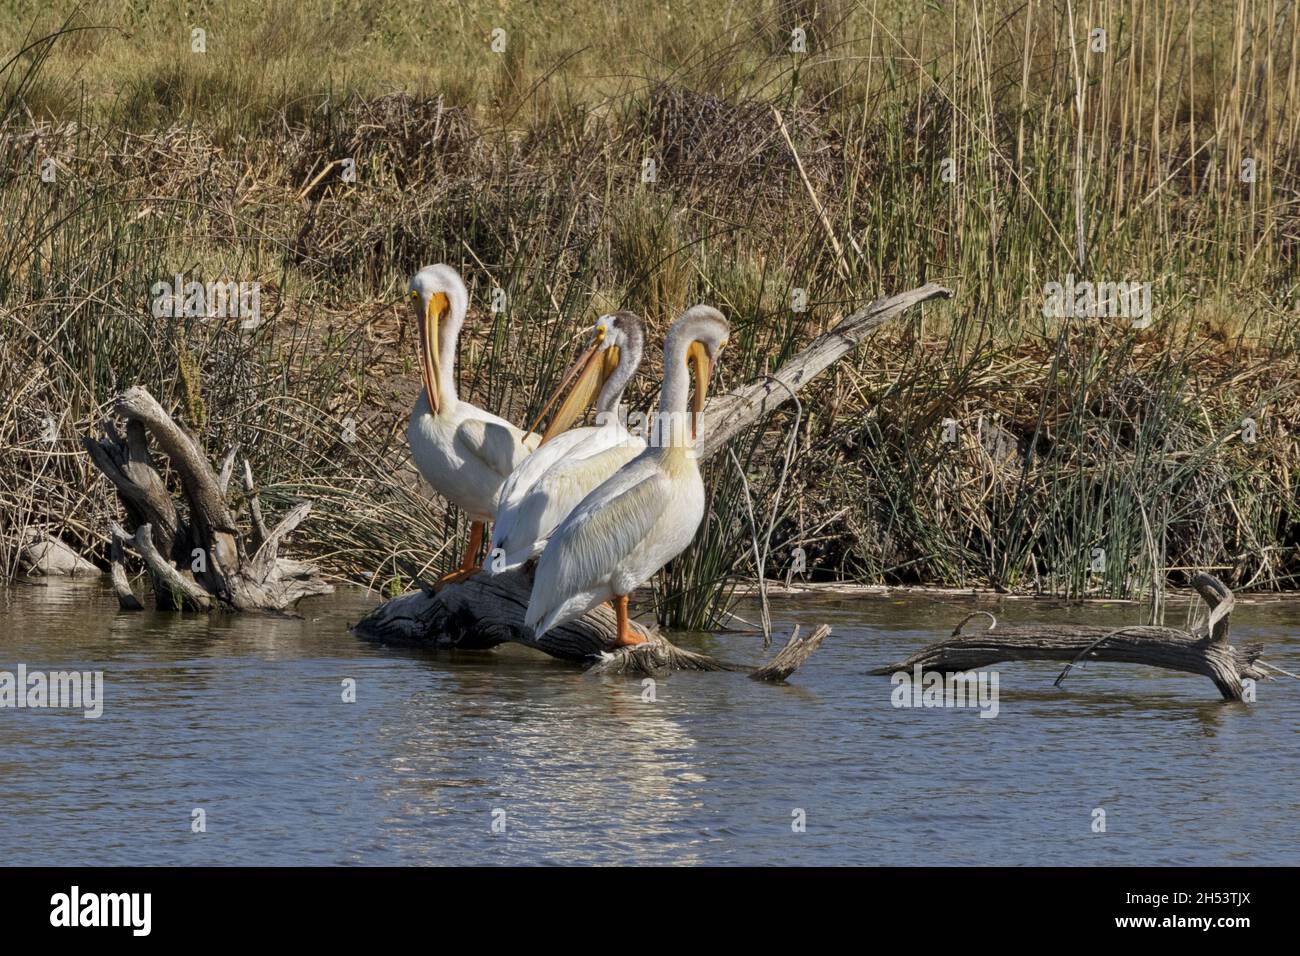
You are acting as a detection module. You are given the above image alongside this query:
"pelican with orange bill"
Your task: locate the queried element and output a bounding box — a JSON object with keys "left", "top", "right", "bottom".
{"left": 488, "top": 312, "right": 647, "bottom": 573}
{"left": 405, "top": 264, "right": 543, "bottom": 581}
{"left": 525, "top": 306, "right": 730, "bottom": 647}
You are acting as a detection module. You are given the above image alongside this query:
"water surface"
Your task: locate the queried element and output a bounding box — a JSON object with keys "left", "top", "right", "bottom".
{"left": 2, "top": 580, "right": 1296, "bottom": 865}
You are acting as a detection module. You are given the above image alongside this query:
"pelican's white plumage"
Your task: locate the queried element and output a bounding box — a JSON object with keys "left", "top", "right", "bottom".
{"left": 405, "top": 264, "right": 540, "bottom": 574}
{"left": 525, "top": 306, "right": 729, "bottom": 643}
{"left": 525, "top": 450, "right": 704, "bottom": 636}
{"left": 488, "top": 312, "right": 647, "bottom": 572}
{"left": 408, "top": 390, "right": 538, "bottom": 520}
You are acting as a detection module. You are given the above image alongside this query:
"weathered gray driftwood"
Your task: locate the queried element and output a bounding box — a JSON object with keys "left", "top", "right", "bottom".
{"left": 354, "top": 283, "right": 951, "bottom": 668}
{"left": 108, "top": 532, "right": 143, "bottom": 611}
{"left": 17, "top": 529, "right": 100, "bottom": 576}
{"left": 871, "top": 573, "right": 1267, "bottom": 701}
{"left": 750, "top": 624, "right": 832, "bottom": 682}
{"left": 696, "top": 283, "right": 953, "bottom": 459}
{"left": 84, "top": 385, "right": 332, "bottom": 612}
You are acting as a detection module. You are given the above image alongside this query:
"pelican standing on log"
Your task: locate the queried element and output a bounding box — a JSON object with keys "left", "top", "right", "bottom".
{"left": 525, "top": 305, "right": 729, "bottom": 647}
{"left": 488, "top": 312, "right": 647, "bottom": 573}
{"left": 406, "top": 264, "right": 541, "bottom": 580}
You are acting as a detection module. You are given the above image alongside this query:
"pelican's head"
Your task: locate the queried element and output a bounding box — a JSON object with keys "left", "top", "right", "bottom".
{"left": 539, "top": 311, "right": 645, "bottom": 443}
{"left": 407, "top": 264, "right": 468, "bottom": 414}
{"left": 675, "top": 305, "right": 729, "bottom": 438}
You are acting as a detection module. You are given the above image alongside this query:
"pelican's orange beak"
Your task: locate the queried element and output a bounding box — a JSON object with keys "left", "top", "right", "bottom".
{"left": 687, "top": 340, "right": 715, "bottom": 441}
{"left": 414, "top": 291, "right": 449, "bottom": 414}
{"left": 535, "top": 328, "right": 619, "bottom": 445}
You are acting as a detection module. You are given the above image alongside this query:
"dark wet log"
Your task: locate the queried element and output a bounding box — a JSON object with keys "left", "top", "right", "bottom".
{"left": 352, "top": 567, "right": 646, "bottom": 656}
{"left": 353, "top": 566, "right": 830, "bottom": 679}
{"left": 84, "top": 386, "right": 331, "bottom": 612}
{"left": 355, "top": 283, "right": 951, "bottom": 668}
{"left": 353, "top": 567, "right": 725, "bottom": 673}
{"left": 871, "top": 574, "right": 1267, "bottom": 701}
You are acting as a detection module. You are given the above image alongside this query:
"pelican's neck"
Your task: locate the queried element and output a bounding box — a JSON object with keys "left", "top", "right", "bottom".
{"left": 596, "top": 339, "right": 641, "bottom": 417}
{"left": 653, "top": 326, "right": 695, "bottom": 451}
{"left": 659, "top": 326, "right": 692, "bottom": 418}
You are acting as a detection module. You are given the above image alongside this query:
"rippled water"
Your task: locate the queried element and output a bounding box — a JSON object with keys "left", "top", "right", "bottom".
{"left": 1, "top": 579, "right": 1296, "bottom": 865}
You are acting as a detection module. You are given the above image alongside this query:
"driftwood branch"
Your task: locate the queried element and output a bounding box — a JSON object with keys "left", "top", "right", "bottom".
{"left": 83, "top": 418, "right": 180, "bottom": 559}
{"left": 108, "top": 530, "right": 143, "bottom": 611}
{"left": 750, "top": 624, "right": 832, "bottom": 682}
{"left": 870, "top": 574, "right": 1266, "bottom": 701}
{"left": 250, "top": 499, "right": 311, "bottom": 580}
{"left": 217, "top": 445, "right": 240, "bottom": 498}
{"left": 355, "top": 284, "right": 950, "bottom": 668}
{"left": 127, "top": 522, "right": 213, "bottom": 613}
{"left": 85, "top": 386, "right": 331, "bottom": 612}
{"left": 697, "top": 283, "right": 952, "bottom": 458}
{"left": 242, "top": 458, "right": 270, "bottom": 551}
{"left": 110, "top": 386, "right": 243, "bottom": 597}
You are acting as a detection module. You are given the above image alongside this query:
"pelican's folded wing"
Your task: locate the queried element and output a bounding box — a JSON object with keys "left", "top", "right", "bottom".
{"left": 535, "top": 467, "right": 670, "bottom": 605}
{"left": 456, "top": 417, "right": 532, "bottom": 481}
{"left": 497, "top": 428, "right": 592, "bottom": 517}
{"left": 531, "top": 442, "right": 645, "bottom": 543}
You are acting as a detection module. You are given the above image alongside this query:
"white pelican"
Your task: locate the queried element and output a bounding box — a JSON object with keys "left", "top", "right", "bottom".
{"left": 525, "top": 305, "right": 730, "bottom": 647}
{"left": 406, "top": 264, "right": 541, "bottom": 579}
{"left": 487, "top": 312, "right": 648, "bottom": 573}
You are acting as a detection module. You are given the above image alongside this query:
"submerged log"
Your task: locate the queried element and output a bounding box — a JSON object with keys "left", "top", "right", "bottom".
{"left": 353, "top": 567, "right": 651, "bottom": 658}
{"left": 353, "top": 282, "right": 950, "bottom": 668}
{"left": 871, "top": 574, "right": 1269, "bottom": 701}
{"left": 84, "top": 386, "right": 332, "bottom": 612}
{"left": 352, "top": 564, "right": 829, "bottom": 678}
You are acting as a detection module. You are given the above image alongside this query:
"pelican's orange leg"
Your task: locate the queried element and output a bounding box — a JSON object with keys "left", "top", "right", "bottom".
{"left": 461, "top": 520, "right": 484, "bottom": 572}
{"left": 437, "top": 520, "right": 484, "bottom": 587}
{"left": 612, "top": 594, "right": 646, "bottom": 647}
